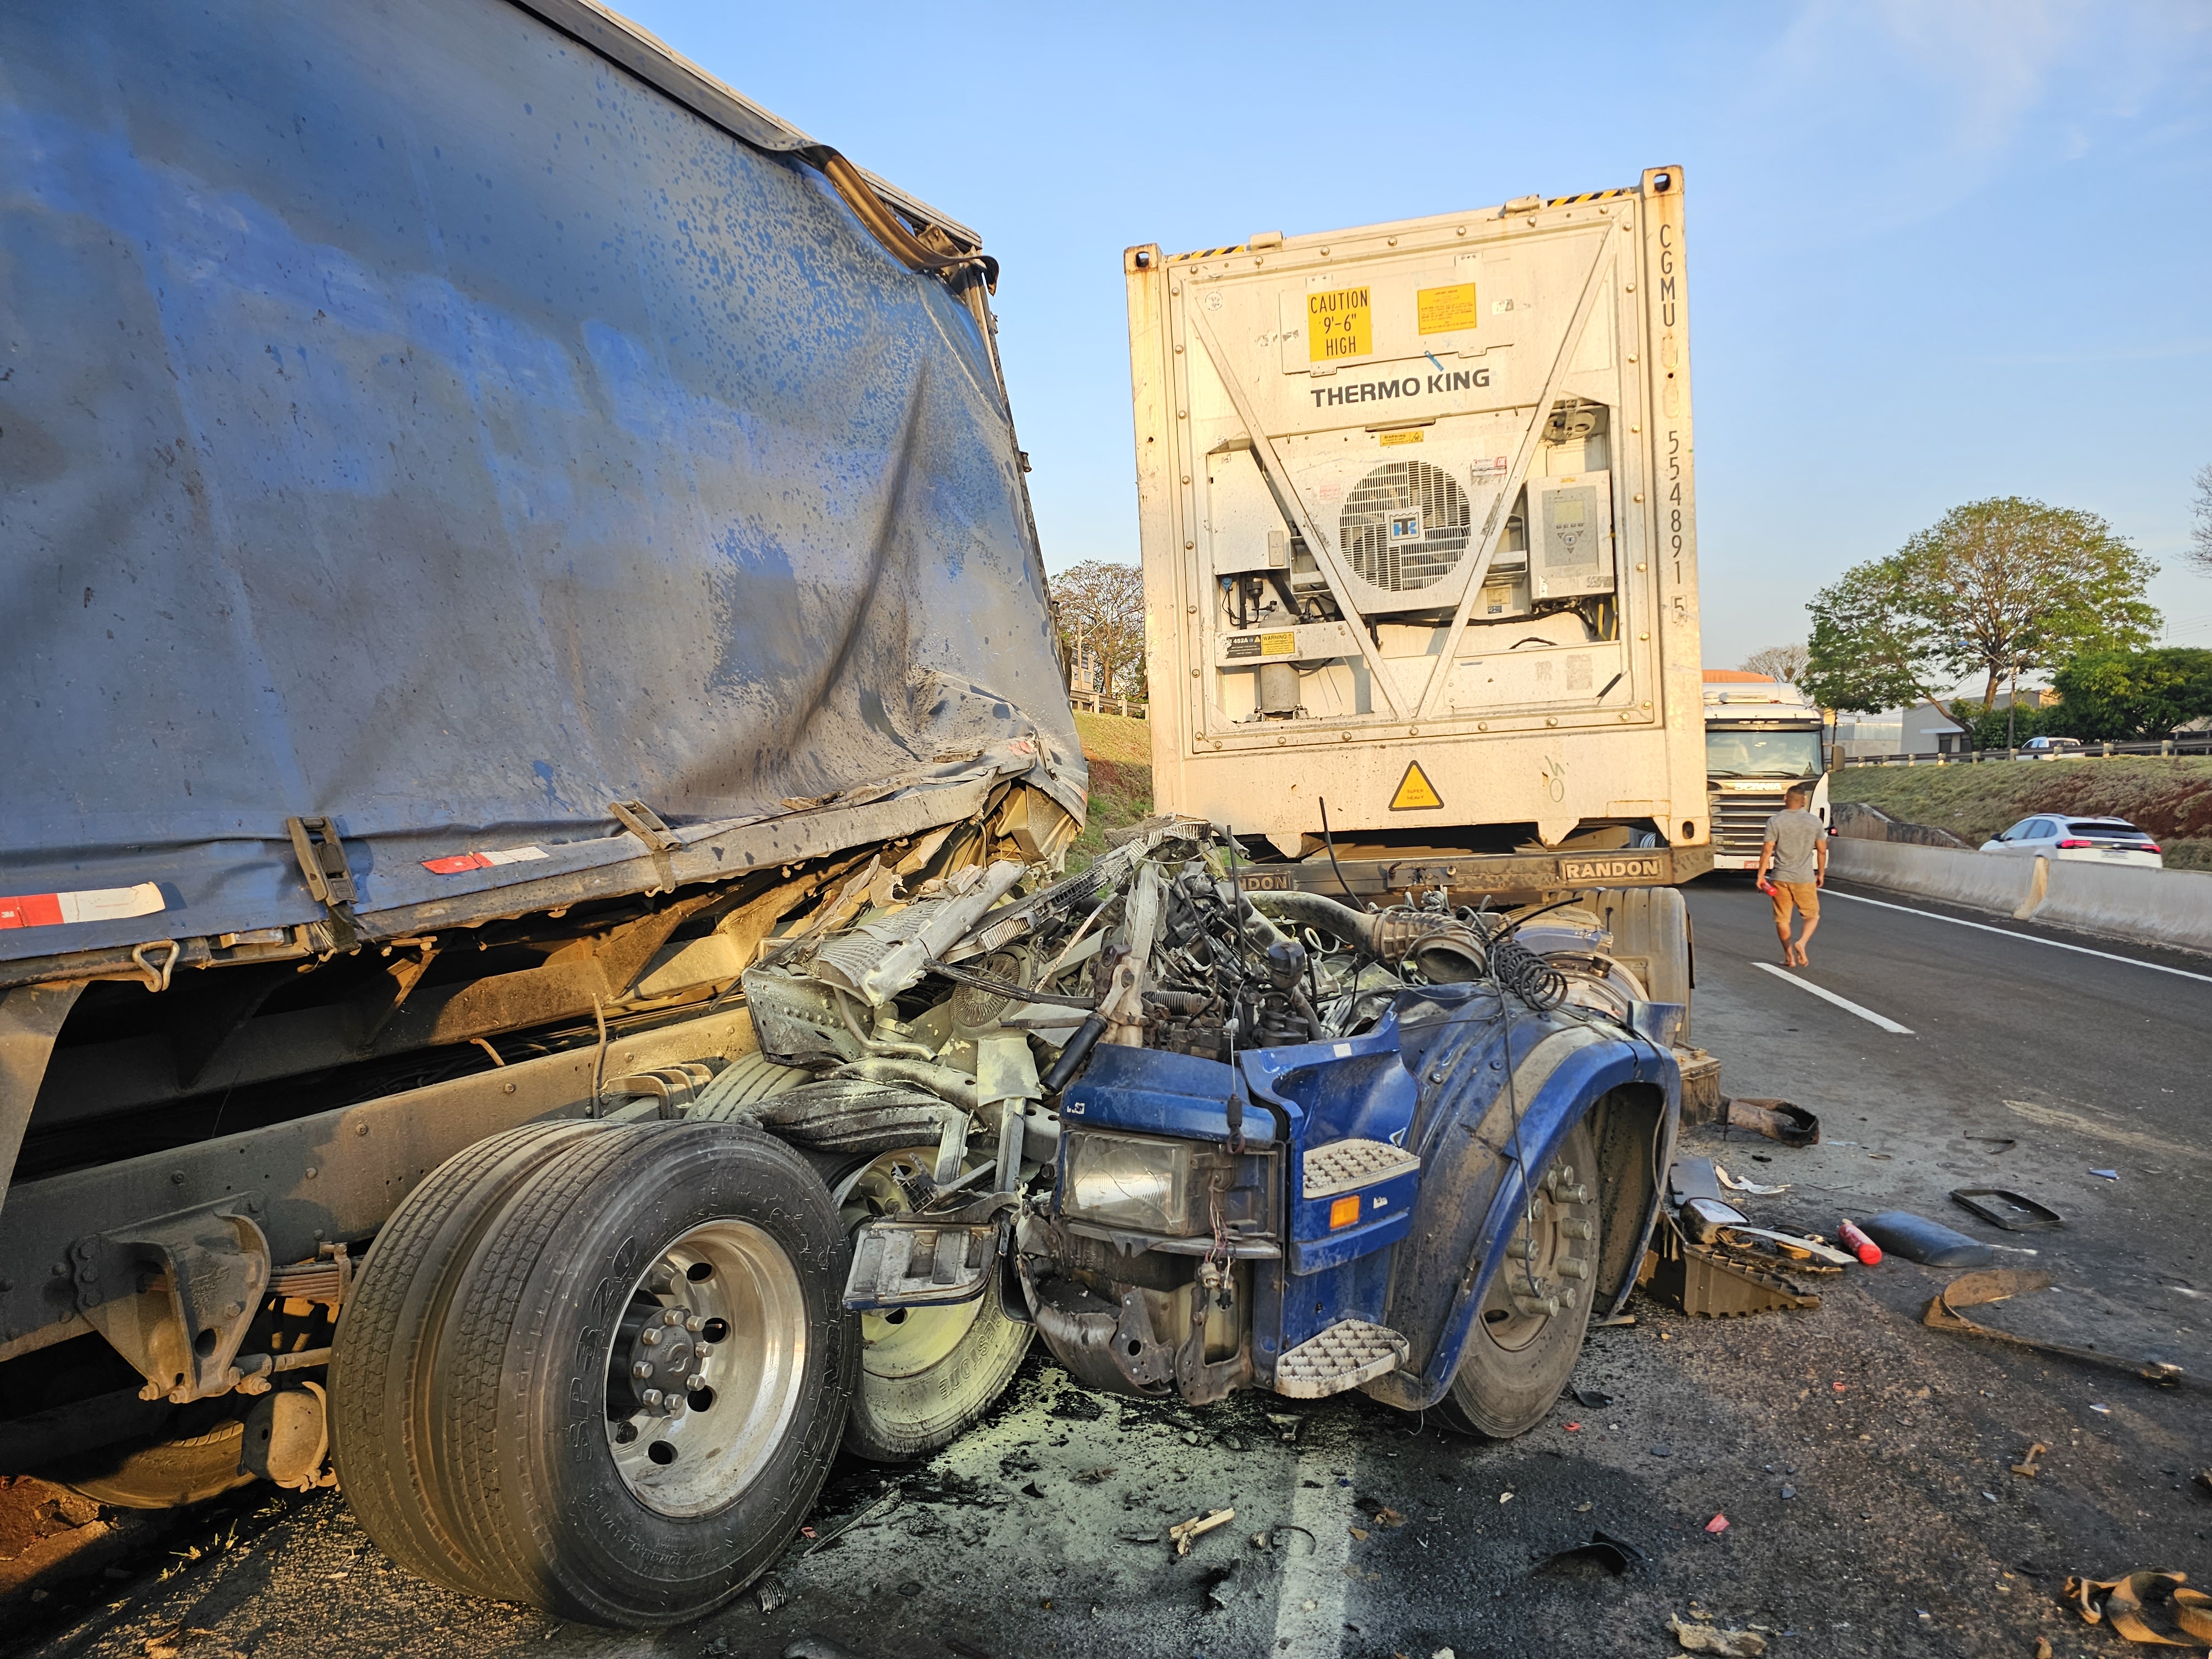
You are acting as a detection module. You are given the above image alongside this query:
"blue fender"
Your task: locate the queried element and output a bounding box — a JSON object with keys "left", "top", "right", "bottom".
{"left": 1361, "top": 997, "right": 1677, "bottom": 1412}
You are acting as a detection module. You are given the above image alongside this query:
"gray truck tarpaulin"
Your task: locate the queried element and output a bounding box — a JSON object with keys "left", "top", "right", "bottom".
{"left": 0, "top": 0, "right": 1081, "bottom": 966}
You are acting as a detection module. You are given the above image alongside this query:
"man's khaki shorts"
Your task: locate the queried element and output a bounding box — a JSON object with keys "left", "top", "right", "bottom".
{"left": 1770, "top": 880, "right": 1819, "bottom": 923}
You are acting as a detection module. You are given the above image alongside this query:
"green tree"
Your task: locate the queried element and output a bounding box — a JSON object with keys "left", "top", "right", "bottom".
{"left": 1803, "top": 497, "right": 2158, "bottom": 728}
{"left": 2051, "top": 648, "right": 2212, "bottom": 741}
{"left": 1049, "top": 559, "right": 1147, "bottom": 701}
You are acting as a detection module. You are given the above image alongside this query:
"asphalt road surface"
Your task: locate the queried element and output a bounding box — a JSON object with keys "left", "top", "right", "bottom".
{"left": 8, "top": 876, "right": 2209, "bottom": 1659}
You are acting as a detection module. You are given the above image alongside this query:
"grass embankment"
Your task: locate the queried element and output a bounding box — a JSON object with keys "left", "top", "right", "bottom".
{"left": 1067, "top": 711, "right": 1154, "bottom": 871}
{"left": 1831, "top": 755, "right": 2212, "bottom": 871}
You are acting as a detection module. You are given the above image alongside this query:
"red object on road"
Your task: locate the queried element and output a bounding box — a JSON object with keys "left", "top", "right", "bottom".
{"left": 1705, "top": 1514, "right": 1729, "bottom": 1533}
{"left": 1838, "top": 1218, "right": 1882, "bottom": 1265}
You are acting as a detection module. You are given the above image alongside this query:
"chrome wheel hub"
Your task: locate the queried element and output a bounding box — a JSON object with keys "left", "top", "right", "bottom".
{"left": 602, "top": 1218, "right": 808, "bottom": 1517}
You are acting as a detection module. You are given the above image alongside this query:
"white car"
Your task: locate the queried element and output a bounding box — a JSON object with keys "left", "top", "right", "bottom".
{"left": 1980, "top": 815, "right": 2164, "bottom": 868}
{"left": 2015, "top": 735, "right": 2085, "bottom": 759}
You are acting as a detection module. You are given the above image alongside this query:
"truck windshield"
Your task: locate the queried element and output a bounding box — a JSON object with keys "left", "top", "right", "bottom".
{"left": 1706, "top": 729, "right": 1823, "bottom": 779}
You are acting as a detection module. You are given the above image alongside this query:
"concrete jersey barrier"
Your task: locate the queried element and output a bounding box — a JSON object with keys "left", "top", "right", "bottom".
{"left": 1828, "top": 838, "right": 2212, "bottom": 956}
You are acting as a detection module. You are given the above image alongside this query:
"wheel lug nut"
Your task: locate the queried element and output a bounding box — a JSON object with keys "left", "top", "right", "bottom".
{"left": 641, "top": 1388, "right": 662, "bottom": 1407}
{"left": 685, "top": 1315, "right": 704, "bottom": 1333}
{"left": 640, "top": 1328, "right": 661, "bottom": 1346}
{"left": 662, "top": 1308, "right": 684, "bottom": 1326}
{"left": 631, "top": 1360, "right": 653, "bottom": 1379}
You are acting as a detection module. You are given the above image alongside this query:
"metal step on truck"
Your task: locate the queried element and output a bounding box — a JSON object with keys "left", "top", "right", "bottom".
{"left": 4, "top": 0, "right": 1682, "bottom": 1631}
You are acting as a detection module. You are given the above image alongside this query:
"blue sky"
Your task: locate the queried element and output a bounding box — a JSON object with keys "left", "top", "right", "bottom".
{"left": 620, "top": 0, "right": 2212, "bottom": 669}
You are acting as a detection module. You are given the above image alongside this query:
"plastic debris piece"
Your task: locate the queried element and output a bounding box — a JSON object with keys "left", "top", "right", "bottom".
{"left": 1651, "top": 1233, "right": 1823, "bottom": 1317}
{"left": 1950, "top": 1188, "right": 2064, "bottom": 1232}
{"left": 1922, "top": 1271, "right": 2187, "bottom": 1386}
{"left": 1667, "top": 1614, "right": 1767, "bottom": 1655}
{"left": 1723, "top": 1097, "right": 1820, "bottom": 1146}
{"left": 1705, "top": 1513, "right": 1730, "bottom": 1533}
{"left": 1568, "top": 1386, "right": 1615, "bottom": 1408}
{"left": 1668, "top": 1156, "right": 1727, "bottom": 1207}
{"left": 1713, "top": 1162, "right": 1789, "bottom": 1196}
{"left": 1535, "top": 1530, "right": 1650, "bottom": 1575}
{"left": 2090, "top": 1403, "right": 2111, "bottom": 1415}
{"left": 2012, "top": 1443, "right": 2046, "bottom": 1477}
{"left": 2091, "top": 1168, "right": 2120, "bottom": 1180}
{"left": 1860, "top": 1211, "right": 1995, "bottom": 1268}
{"left": 1682, "top": 1195, "right": 1750, "bottom": 1243}
{"left": 2064, "top": 1570, "right": 2212, "bottom": 1645}
{"left": 1649, "top": 1443, "right": 1672, "bottom": 1457}
{"left": 1170, "top": 1508, "right": 1234, "bottom": 1556}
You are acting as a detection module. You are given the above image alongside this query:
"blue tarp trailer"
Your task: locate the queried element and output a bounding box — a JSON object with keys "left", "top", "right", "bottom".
{"left": 0, "top": 0, "right": 1079, "bottom": 978}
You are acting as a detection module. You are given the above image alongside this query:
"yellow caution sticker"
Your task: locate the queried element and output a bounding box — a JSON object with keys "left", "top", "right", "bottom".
{"left": 1307, "top": 286, "right": 1371, "bottom": 362}
{"left": 1260, "top": 630, "right": 1297, "bottom": 656}
{"left": 1389, "top": 760, "right": 1444, "bottom": 812}
{"left": 1378, "top": 429, "right": 1423, "bottom": 446}
{"left": 1417, "top": 281, "right": 1479, "bottom": 335}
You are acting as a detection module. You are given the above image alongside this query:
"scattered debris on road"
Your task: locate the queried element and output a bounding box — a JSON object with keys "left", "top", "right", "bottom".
{"left": 1923, "top": 1271, "right": 2192, "bottom": 1387}
{"left": 1950, "top": 1188, "right": 2065, "bottom": 1231}
{"left": 1860, "top": 1211, "right": 1995, "bottom": 1267}
{"left": 1168, "top": 1508, "right": 1234, "bottom": 1556}
{"left": 1667, "top": 1611, "right": 1767, "bottom": 1655}
{"left": 2064, "top": 1569, "right": 2212, "bottom": 1646}
{"left": 1722, "top": 1097, "right": 1820, "bottom": 1146}
{"left": 1534, "top": 1530, "right": 1649, "bottom": 1575}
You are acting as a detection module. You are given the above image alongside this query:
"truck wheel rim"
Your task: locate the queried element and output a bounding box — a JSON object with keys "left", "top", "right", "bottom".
{"left": 837, "top": 1149, "right": 985, "bottom": 1382}
{"left": 602, "top": 1218, "right": 809, "bottom": 1519}
{"left": 1476, "top": 1158, "right": 1591, "bottom": 1354}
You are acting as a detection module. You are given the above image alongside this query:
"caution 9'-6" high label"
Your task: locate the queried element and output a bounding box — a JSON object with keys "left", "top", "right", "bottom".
{"left": 1307, "top": 287, "right": 1371, "bottom": 362}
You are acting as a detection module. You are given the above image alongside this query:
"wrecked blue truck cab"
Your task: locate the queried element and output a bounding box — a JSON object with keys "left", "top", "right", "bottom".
{"left": 848, "top": 905, "right": 1680, "bottom": 1438}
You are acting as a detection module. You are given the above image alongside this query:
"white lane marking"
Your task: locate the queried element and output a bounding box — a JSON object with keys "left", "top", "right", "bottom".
{"left": 1825, "top": 889, "right": 2212, "bottom": 986}
{"left": 1753, "top": 962, "right": 1915, "bottom": 1033}
{"left": 1271, "top": 1438, "right": 1356, "bottom": 1659}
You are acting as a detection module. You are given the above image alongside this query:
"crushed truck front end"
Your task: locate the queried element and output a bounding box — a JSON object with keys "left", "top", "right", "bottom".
{"left": 1125, "top": 170, "right": 1708, "bottom": 899}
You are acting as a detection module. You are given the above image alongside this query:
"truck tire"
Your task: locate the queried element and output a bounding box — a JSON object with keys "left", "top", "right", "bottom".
{"left": 62, "top": 1415, "right": 254, "bottom": 1509}
{"left": 832, "top": 1148, "right": 1031, "bottom": 1463}
{"left": 1434, "top": 1117, "right": 1600, "bottom": 1439}
{"left": 418, "top": 1120, "right": 854, "bottom": 1626}
{"left": 1595, "top": 887, "right": 1693, "bottom": 1039}
{"left": 330, "top": 1119, "right": 603, "bottom": 1599}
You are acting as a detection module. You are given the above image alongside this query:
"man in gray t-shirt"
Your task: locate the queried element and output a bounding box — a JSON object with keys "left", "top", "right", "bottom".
{"left": 1755, "top": 784, "right": 1828, "bottom": 967}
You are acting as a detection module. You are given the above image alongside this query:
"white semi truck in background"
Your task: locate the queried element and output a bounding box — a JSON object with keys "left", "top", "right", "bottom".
{"left": 1124, "top": 168, "right": 1712, "bottom": 1025}
{"left": 1700, "top": 673, "right": 1830, "bottom": 872}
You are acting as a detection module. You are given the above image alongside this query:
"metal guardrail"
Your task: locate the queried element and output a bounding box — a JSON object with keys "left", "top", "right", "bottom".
{"left": 1840, "top": 737, "right": 2212, "bottom": 767}
{"left": 1070, "top": 690, "right": 1147, "bottom": 719}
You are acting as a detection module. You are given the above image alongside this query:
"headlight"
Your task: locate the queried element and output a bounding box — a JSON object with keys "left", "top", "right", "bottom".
{"left": 1063, "top": 1131, "right": 1202, "bottom": 1235}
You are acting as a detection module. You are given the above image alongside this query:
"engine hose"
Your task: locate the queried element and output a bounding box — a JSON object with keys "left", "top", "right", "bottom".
{"left": 1249, "top": 892, "right": 1486, "bottom": 984}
